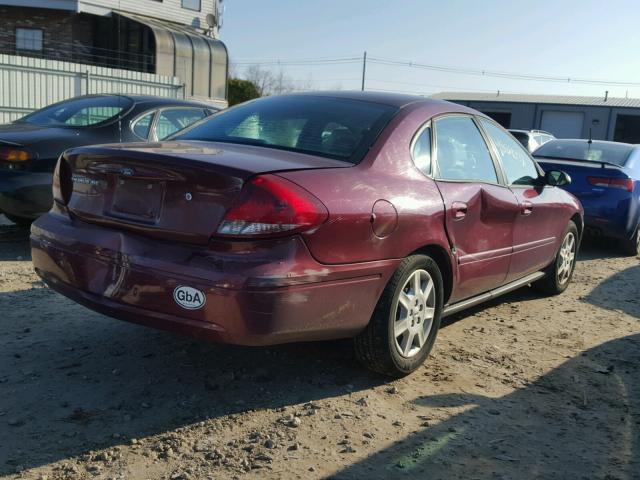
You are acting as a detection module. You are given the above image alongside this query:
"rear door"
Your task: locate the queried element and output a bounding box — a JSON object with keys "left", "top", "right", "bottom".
{"left": 433, "top": 115, "right": 520, "bottom": 303}
{"left": 478, "top": 118, "right": 563, "bottom": 281}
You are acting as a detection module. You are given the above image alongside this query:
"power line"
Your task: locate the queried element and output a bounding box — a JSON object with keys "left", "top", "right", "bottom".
{"left": 230, "top": 53, "right": 640, "bottom": 91}
{"left": 231, "top": 56, "right": 361, "bottom": 66}
{"left": 367, "top": 78, "right": 526, "bottom": 94}
{"left": 368, "top": 56, "right": 640, "bottom": 87}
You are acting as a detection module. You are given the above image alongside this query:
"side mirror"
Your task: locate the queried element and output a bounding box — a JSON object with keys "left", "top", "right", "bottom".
{"left": 545, "top": 170, "right": 571, "bottom": 187}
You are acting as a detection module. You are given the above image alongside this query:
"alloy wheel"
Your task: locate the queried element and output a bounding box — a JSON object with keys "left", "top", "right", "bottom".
{"left": 557, "top": 232, "right": 576, "bottom": 285}
{"left": 393, "top": 269, "right": 436, "bottom": 358}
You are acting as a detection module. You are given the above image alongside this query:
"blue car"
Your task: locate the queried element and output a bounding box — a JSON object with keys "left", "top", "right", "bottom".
{"left": 534, "top": 139, "right": 640, "bottom": 256}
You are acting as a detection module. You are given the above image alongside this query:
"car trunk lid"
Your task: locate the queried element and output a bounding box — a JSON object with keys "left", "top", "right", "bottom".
{"left": 62, "top": 141, "right": 349, "bottom": 244}
{"left": 535, "top": 156, "right": 633, "bottom": 198}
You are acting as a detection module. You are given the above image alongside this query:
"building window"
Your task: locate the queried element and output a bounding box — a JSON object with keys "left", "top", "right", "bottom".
{"left": 16, "top": 28, "right": 43, "bottom": 52}
{"left": 182, "top": 0, "right": 201, "bottom": 11}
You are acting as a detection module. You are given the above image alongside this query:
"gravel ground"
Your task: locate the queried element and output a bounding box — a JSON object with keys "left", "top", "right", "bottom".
{"left": 0, "top": 213, "right": 639, "bottom": 480}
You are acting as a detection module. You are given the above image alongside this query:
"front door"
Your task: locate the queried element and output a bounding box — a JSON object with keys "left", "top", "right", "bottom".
{"left": 433, "top": 115, "right": 521, "bottom": 303}
{"left": 477, "top": 118, "right": 562, "bottom": 281}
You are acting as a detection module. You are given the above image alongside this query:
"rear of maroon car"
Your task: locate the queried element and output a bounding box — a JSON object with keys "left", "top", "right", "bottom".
{"left": 30, "top": 95, "right": 402, "bottom": 345}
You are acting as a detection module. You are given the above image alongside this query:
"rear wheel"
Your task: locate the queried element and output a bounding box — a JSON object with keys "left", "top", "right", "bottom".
{"left": 354, "top": 254, "right": 443, "bottom": 377}
{"left": 620, "top": 227, "right": 639, "bottom": 256}
{"left": 533, "top": 221, "right": 578, "bottom": 295}
{"left": 4, "top": 213, "right": 33, "bottom": 227}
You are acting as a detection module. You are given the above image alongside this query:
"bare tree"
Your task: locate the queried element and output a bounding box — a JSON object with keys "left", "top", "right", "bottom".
{"left": 271, "top": 68, "right": 294, "bottom": 95}
{"left": 244, "top": 65, "right": 274, "bottom": 96}
{"left": 243, "top": 65, "right": 298, "bottom": 96}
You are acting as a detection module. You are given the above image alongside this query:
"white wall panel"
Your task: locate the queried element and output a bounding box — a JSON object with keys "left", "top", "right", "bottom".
{"left": 0, "top": 53, "right": 184, "bottom": 124}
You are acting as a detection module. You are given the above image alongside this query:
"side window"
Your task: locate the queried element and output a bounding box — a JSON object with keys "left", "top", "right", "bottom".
{"left": 411, "top": 124, "right": 432, "bottom": 175}
{"left": 480, "top": 119, "right": 540, "bottom": 186}
{"left": 434, "top": 116, "right": 497, "bottom": 183}
{"left": 132, "top": 111, "right": 155, "bottom": 140}
{"left": 154, "top": 108, "right": 207, "bottom": 140}
{"left": 63, "top": 106, "right": 123, "bottom": 126}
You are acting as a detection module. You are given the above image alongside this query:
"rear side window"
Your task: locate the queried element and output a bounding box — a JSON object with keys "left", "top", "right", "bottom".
{"left": 154, "top": 108, "right": 207, "bottom": 140}
{"left": 434, "top": 116, "right": 498, "bottom": 183}
{"left": 481, "top": 119, "right": 540, "bottom": 186}
{"left": 132, "top": 111, "right": 155, "bottom": 140}
{"left": 175, "top": 95, "right": 398, "bottom": 164}
{"left": 412, "top": 124, "right": 432, "bottom": 175}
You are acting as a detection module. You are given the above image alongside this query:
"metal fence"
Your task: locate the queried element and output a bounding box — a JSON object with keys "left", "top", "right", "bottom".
{"left": 0, "top": 54, "right": 184, "bottom": 124}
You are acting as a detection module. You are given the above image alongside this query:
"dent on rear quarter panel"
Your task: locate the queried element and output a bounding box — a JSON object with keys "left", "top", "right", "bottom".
{"left": 278, "top": 102, "right": 454, "bottom": 266}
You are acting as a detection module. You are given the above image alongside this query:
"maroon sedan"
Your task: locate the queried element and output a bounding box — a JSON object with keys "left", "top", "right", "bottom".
{"left": 31, "top": 92, "right": 582, "bottom": 377}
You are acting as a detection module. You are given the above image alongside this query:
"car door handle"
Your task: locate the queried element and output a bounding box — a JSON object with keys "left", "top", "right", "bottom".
{"left": 521, "top": 201, "right": 533, "bottom": 215}
{"left": 451, "top": 201, "right": 468, "bottom": 220}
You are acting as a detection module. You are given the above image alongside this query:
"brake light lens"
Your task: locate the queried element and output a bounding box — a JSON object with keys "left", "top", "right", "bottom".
{"left": 587, "top": 176, "right": 634, "bottom": 192}
{"left": 216, "top": 174, "right": 328, "bottom": 237}
{"left": 0, "top": 147, "right": 32, "bottom": 162}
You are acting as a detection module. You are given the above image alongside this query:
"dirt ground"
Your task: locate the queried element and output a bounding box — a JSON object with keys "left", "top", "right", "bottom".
{"left": 0, "top": 213, "right": 639, "bottom": 480}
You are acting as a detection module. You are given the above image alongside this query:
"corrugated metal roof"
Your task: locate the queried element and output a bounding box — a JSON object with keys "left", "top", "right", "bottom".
{"left": 431, "top": 91, "right": 640, "bottom": 108}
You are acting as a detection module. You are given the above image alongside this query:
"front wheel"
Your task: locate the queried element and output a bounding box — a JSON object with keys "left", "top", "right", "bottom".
{"left": 354, "top": 254, "right": 444, "bottom": 377}
{"left": 533, "top": 221, "right": 579, "bottom": 295}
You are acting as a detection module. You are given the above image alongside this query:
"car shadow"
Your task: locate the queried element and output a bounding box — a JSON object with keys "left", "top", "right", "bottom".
{"left": 330, "top": 333, "right": 640, "bottom": 479}
{"left": 0, "top": 288, "right": 386, "bottom": 475}
{"left": 583, "top": 264, "right": 640, "bottom": 320}
{"left": 579, "top": 235, "right": 629, "bottom": 261}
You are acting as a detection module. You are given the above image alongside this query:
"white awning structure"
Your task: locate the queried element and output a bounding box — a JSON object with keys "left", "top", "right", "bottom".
{"left": 114, "top": 11, "right": 228, "bottom": 105}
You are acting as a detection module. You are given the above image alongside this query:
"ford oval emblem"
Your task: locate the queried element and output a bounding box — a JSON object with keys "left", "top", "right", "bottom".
{"left": 173, "top": 285, "right": 206, "bottom": 310}
{"left": 120, "top": 167, "right": 135, "bottom": 177}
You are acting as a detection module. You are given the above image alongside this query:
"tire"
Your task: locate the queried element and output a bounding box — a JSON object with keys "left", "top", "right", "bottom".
{"left": 3, "top": 213, "right": 33, "bottom": 227}
{"left": 619, "top": 227, "right": 639, "bottom": 257}
{"left": 354, "top": 254, "right": 444, "bottom": 378}
{"left": 533, "top": 221, "right": 579, "bottom": 295}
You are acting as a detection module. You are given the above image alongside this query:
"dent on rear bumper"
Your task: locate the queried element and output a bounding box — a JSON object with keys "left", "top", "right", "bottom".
{"left": 31, "top": 213, "right": 398, "bottom": 345}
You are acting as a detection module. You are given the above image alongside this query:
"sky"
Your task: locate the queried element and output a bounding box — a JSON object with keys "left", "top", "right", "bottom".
{"left": 219, "top": 0, "right": 640, "bottom": 99}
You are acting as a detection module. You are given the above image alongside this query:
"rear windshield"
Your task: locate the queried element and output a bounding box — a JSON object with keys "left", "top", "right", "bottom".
{"left": 20, "top": 96, "right": 133, "bottom": 128}
{"left": 535, "top": 140, "right": 633, "bottom": 166}
{"left": 509, "top": 131, "right": 529, "bottom": 146}
{"left": 175, "top": 95, "right": 398, "bottom": 164}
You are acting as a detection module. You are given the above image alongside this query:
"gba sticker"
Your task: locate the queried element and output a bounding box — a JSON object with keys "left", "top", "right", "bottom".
{"left": 173, "top": 285, "right": 206, "bottom": 310}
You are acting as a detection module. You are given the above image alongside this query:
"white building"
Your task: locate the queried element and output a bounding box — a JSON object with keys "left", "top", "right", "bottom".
{"left": 0, "top": 0, "right": 228, "bottom": 102}
{"left": 433, "top": 92, "right": 640, "bottom": 143}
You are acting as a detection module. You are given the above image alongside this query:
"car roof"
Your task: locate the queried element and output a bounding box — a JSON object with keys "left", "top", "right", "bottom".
{"left": 509, "top": 129, "right": 553, "bottom": 135}
{"left": 546, "top": 138, "right": 637, "bottom": 148}
{"left": 70, "top": 94, "right": 216, "bottom": 109}
{"left": 281, "top": 90, "right": 449, "bottom": 109}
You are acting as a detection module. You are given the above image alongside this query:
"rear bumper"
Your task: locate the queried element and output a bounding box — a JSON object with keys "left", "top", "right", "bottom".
{"left": 579, "top": 194, "right": 639, "bottom": 240}
{"left": 30, "top": 213, "right": 397, "bottom": 346}
{"left": 0, "top": 171, "right": 53, "bottom": 219}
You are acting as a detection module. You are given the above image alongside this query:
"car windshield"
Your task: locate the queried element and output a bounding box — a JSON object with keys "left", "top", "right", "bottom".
{"left": 535, "top": 140, "right": 633, "bottom": 166}
{"left": 175, "top": 95, "right": 398, "bottom": 163}
{"left": 19, "top": 96, "right": 133, "bottom": 127}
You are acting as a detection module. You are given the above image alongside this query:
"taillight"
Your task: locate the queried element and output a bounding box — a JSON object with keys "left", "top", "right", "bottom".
{"left": 216, "top": 174, "right": 328, "bottom": 237}
{"left": 587, "top": 176, "right": 634, "bottom": 192}
{"left": 52, "top": 156, "right": 73, "bottom": 205}
{"left": 0, "top": 147, "right": 33, "bottom": 162}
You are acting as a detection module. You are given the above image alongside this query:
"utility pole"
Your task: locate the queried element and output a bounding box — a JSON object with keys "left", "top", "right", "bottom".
{"left": 361, "top": 51, "right": 367, "bottom": 91}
